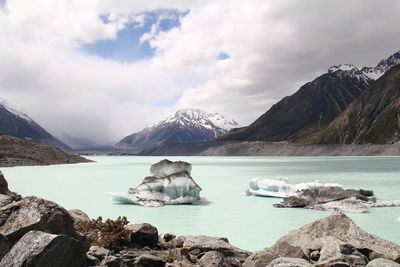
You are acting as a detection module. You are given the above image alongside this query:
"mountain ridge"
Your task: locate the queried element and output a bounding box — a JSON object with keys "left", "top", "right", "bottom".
{"left": 115, "top": 108, "right": 239, "bottom": 152}
{"left": 0, "top": 98, "right": 68, "bottom": 149}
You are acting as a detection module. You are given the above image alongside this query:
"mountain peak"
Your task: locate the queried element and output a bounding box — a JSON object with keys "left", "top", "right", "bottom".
{"left": 0, "top": 98, "right": 32, "bottom": 122}
{"left": 328, "top": 64, "right": 359, "bottom": 73}
{"left": 116, "top": 108, "right": 239, "bottom": 152}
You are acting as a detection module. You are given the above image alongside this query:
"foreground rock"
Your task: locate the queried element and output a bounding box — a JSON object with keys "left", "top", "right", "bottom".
{"left": 0, "top": 230, "right": 86, "bottom": 267}
{"left": 0, "top": 196, "right": 79, "bottom": 241}
{"left": 0, "top": 135, "right": 92, "bottom": 167}
{"left": 108, "top": 159, "right": 202, "bottom": 207}
{"left": 0, "top": 172, "right": 88, "bottom": 265}
{"left": 274, "top": 187, "right": 400, "bottom": 212}
{"left": 244, "top": 213, "right": 400, "bottom": 267}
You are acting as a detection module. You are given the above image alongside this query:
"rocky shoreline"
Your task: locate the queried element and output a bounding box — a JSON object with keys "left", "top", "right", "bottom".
{"left": 0, "top": 135, "right": 92, "bottom": 167}
{"left": 0, "top": 171, "right": 399, "bottom": 266}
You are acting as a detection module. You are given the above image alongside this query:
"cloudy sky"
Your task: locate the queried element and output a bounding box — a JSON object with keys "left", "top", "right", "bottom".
{"left": 1, "top": 0, "right": 400, "bottom": 145}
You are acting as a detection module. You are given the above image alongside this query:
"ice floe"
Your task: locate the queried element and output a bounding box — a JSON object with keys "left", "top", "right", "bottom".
{"left": 244, "top": 177, "right": 342, "bottom": 198}
{"left": 107, "top": 159, "right": 202, "bottom": 207}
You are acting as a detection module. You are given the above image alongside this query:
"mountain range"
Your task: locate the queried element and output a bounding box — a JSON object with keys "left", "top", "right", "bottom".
{"left": 0, "top": 98, "right": 67, "bottom": 149}
{"left": 115, "top": 108, "right": 238, "bottom": 152}
{"left": 221, "top": 50, "right": 400, "bottom": 144}
{"left": 308, "top": 64, "right": 400, "bottom": 144}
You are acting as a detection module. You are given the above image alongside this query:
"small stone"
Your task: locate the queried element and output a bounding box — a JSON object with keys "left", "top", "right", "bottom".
{"left": 198, "top": 251, "right": 228, "bottom": 267}
{"left": 125, "top": 223, "right": 159, "bottom": 248}
{"left": 87, "top": 246, "right": 111, "bottom": 260}
{"left": 367, "top": 258, "right": 400, "bottom": 267}
{"left": 164, "top": 233, "right": 176, "bottom": 242}
{"left": 133, "top": 254, "right": 165, "bottom": 267}
{"left": 68, "top": 209, "right": 91, "bottom": 225}
{"left": 0, "top": 194, "right": 12, "bottom": 208}
{"left": 267, "top": 257, "right": 313, "bottom": 267}
{"left": 310, "top": 250, "right": 321, "bottom": 261}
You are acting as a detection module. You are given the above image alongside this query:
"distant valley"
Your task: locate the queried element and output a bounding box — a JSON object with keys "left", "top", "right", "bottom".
{"left": 2, "top": 50, "right": 400, "bottom": 156}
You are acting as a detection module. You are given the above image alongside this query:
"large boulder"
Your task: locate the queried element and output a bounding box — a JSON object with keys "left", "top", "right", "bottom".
{"left": 125, "top": 223, "right": 159, "bottom": 248}
{"left": 175, "top": 235, "right": 250, "bottom": 260}
{"left": 247, "top": 213, "right": 400, "bottom": 267}
{"left": 0, "top": 230, "right": 86, "bottom": 267}
{"left": 0, "top": 196, "right": 79, "bottom": 241}
{"left": 150, "top": 159, "right": 192, "bottom": 177}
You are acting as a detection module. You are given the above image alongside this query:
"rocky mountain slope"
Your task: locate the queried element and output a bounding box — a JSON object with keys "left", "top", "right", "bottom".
{"left": 221, "top": 50, "right": 400, "bottom": 143}
{"left": 221, "top": 65, "right": 371, "bottom": 142}
{"left": 0, "top": 98, "right": 67, "bottom": 149}
{"left": 0, "top": 135, "right": 92, "bottom": 167}
{"left": 115, "top": 108, "right": 238, "bottom": 152}
{"left": 308, "top": 64, "right": 400, "bottom": 144}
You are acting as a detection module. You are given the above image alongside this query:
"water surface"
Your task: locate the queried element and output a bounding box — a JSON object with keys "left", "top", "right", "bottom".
{"left": 2, "top": 156, "right": 400, "bottom": 251}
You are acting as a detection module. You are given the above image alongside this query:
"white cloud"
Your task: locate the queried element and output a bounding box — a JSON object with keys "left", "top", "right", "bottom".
{"left": 0, "top": 0, "right": 400, "bottom": 146}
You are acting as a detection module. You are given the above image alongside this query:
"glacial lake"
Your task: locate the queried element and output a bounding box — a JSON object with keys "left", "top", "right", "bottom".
{"left": 2, "top": 156, "right": 400, "bottom": 251}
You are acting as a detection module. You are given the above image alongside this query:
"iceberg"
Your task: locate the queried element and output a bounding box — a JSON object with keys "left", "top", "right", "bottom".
{"left": 107, "top": 160, "right": 202, "bottom": 207}
{"left": 245, "top": 177, "right": 342, "bottom": 198}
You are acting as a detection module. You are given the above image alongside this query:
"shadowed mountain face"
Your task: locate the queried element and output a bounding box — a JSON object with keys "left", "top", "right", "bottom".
{"left": 0, "top": 100, "right": 67, "bottom": 149}
{"left": 221, "top": 67, "right": 371, "bottom": 142}
{"left": 310, "top": 64, "right": 400, "bottom": 144}
{"left": 115, "top": 108, "right": 238, "bottom": 152}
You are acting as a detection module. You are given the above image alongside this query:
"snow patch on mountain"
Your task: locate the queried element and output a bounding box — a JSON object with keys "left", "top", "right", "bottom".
{"left": 148, "top": 108, "right": 238, "bottom": 134}
{"left": 0, "top": 98, "right": 32, "bottom": 122}
{"left": 329, "top": 50, "right": 400, "bottom": 81}
{"left": 115, "top": 108, "right": 239, "bottom": 151}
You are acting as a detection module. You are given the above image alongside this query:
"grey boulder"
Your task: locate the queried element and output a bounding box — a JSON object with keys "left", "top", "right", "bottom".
{"left": 0, "top": 230, "right": 86, "bottom": 267}
{"left": 198, "top": 251, "right": 229, "bottom": 267}
{"left": 125, "top": 223, "right": 159, "bottom": 248}
{"left": 0, "top": 196, "right": 79, "bottom": 241}
{"left": 176, "top": 235, "right": 250, "bottom": 260}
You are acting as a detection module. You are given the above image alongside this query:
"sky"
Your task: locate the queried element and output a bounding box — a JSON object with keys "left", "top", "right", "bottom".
{"left": 1, "top": 0, "right": 400, "bottom": 146}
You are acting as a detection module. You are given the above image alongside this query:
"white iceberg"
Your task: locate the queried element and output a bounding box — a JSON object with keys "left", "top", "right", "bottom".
{"left": 245, "top": 177, "right": 342, "bottom": 198}
{"left": 107, "top": 160, "right": 202, "bottom": 207}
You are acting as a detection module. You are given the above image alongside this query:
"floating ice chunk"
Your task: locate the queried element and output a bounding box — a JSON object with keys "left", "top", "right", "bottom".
{"left": 246, "top": 177, "right": 342, "bottom": 198}
{"left": 150, "top": 159, "right": 192, "bottom": 177}
{"left": 108, "top": 160, "right": 201, "bottom": 207}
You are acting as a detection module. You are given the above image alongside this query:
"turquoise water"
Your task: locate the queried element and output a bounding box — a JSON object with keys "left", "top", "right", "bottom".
{"left": 2, "top": 156, "right": 400, "bottom": 251}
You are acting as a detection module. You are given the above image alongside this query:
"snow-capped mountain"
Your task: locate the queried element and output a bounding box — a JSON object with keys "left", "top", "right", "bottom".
{"left": 221, "top": 49, "right": 400, "bottom": 143}
{"left": 0, "top": 98, "right": 67, "bottom": 149}
{"left": 328, "top": 50, "right": 400, "bottom": 81}
{"left": 361, "top": 50, "right": 400, "bottom": 80}
{"left": 328, "top": 64, "right": 371, "bottom": 83}
{"left": 115, "top": 108, "right": 239, "bottom": 151}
